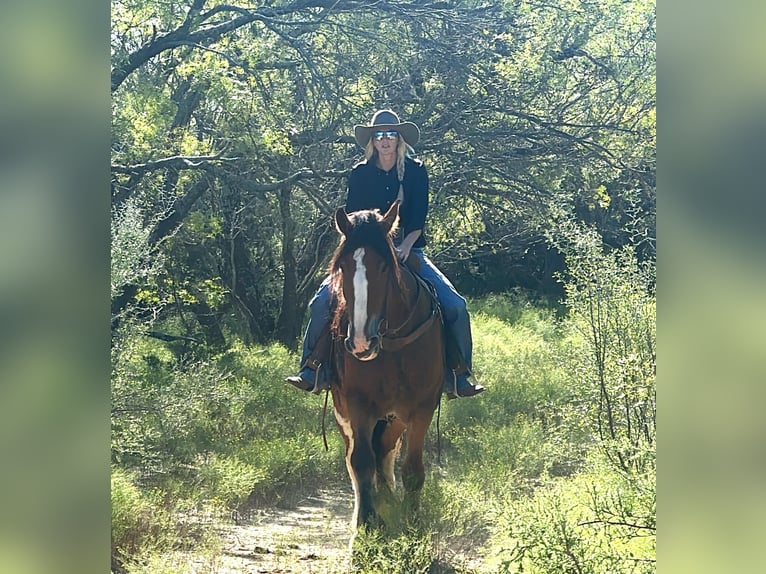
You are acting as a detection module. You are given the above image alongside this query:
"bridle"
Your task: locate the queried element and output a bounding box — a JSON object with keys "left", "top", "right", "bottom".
{"left": 376, "top": 264, "right": 441, "bottom": 352}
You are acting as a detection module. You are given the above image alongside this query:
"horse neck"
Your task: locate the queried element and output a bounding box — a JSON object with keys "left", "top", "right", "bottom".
{"left": 385, "top": 264, "right": 427, "bottom": 329}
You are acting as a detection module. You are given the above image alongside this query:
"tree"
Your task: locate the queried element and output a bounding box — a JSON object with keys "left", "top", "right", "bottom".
{"left": 111, "top": 0, "right": 655, "bottom": 348}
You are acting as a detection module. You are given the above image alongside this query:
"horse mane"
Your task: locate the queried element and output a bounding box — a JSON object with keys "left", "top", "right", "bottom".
{"left": 328, "top": 209, "right": 403, "bottom": 336}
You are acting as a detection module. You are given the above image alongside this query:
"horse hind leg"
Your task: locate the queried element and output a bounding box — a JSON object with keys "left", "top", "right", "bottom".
{"left": 372, "top": 417, "right": 405, "bottom": 494}
{"left": 400, "top": 416, "right": 433, "bottom": 516}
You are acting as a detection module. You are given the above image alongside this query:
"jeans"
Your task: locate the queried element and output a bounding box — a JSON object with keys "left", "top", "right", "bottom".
{"left": 408, "top": 248, "right": 472, "bottom": 371}
{"left": 299, "top": 276, "right": 333, "bottom": 366}
{"left": 298, "top": 249, "right": 472, "bottom": 373}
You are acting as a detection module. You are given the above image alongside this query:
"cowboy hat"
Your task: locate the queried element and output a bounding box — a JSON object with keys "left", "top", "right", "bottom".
{"left": 353, "top": 109, "right": 420, "bottom": 148}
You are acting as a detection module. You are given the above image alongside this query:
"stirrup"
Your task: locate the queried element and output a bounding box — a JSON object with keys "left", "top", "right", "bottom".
{"left": 285, "top": 359, "right": 326, "bottom": 395}
{"left": 285, "top": 375, "right": 317, "bottom": 393}
{"left": 445, "top": 370, "right": 486, "bottom": 400}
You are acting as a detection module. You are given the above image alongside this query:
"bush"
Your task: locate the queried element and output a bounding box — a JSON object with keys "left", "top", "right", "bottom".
{"left": 488, "top": 454, "right": 655, "bottom": 574}
{"left": 559, "top": 225, "right": 656, "bottom": 473}
{"left": 195, "top": 454, "right": 266, "bottom": 508}
{"left": 237, "top": 434, "right": 346, "bottom": 505}
{"left": 112, "top": 467, "right": 227, "bottom": 572}
{"left": 352, "top": 527, "right": 435, "bottom": 574}
{"left": 111, "top": 468, "right": 177, "bottom": 562}
{"left": 111, "top": 468, "right": 152, "bottom": 558}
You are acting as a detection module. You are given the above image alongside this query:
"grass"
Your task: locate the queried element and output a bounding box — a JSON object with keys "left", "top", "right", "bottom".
{"left": 112, "top": 291, "right": 655, "bottom": 573}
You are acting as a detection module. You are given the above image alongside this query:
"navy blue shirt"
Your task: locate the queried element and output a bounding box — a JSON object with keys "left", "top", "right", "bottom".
{"left": 346, "top": 156, "right": 429, "bottom": 248}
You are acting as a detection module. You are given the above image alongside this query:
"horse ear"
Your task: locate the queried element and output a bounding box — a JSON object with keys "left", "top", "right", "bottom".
{"left": 335, "top": 208, "right": 352, "bottom": 236}
{"left": 381, "top": 201, "right": 400, "bottom": 235}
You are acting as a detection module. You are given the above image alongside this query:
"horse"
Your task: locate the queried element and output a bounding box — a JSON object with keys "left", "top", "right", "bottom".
{"left": 326, "top": 201, "right": 445, "bottom": 533}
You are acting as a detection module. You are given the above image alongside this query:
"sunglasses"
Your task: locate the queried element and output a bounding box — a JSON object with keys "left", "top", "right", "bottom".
{"left": 373, "top": 130, "right": 399, "bottom": 140}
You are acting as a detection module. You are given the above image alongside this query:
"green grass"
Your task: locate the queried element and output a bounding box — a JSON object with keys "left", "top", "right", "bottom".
{"left": 111, "top": 290, "right": 655, "bottom": 573}
{"left": 485, "top": 453, "right": 656, "bottom": 574}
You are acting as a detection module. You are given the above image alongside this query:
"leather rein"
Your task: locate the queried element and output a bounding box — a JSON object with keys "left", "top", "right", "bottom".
{"left": 376, "top": 265, "right": 441, "bottom": 352}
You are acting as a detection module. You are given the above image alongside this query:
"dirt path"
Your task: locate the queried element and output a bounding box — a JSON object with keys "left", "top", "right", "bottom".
{"left": 212, "top": 488, "right": 355, "bottom": 574}
{"left": 174, "top": 485, "right": 486, "bottom": 574}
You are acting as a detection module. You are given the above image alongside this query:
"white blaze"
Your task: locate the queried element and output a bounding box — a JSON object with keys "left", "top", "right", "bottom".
{"left": 351, "top": 248, "right": 368, "bottom": 352}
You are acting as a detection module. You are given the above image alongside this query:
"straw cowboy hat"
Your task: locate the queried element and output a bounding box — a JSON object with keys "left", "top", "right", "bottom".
{"left": 353, "top": 109, "right": 420, "bottom": 148}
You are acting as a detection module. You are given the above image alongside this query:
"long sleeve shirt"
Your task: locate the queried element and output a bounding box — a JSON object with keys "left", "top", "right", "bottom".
{"left": 345, "top": 156, "right": 429, "bottom": 248}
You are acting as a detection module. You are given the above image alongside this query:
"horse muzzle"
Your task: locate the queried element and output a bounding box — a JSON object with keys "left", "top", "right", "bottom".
{"left": 344, "top": 335, "right": 381, "bottom": 361}
{"left": 344, "top": 320, "right": 383, "bottom": 361}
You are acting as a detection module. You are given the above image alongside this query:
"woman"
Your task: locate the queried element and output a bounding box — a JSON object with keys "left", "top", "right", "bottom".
{"left": 287, "top": 109, "right": 484, "bottom": 399}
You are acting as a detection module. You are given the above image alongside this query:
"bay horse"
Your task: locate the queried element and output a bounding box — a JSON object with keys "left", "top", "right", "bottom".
{"left": 327, "top": 201, "right": 445, "bottom": 532}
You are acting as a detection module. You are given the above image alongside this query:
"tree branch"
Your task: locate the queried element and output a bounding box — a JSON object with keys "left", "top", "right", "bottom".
{"left": 144, "top": 331, "right": 200, "bottom": 343}
{"left": 111, "top": 153, "right": 235, "bottom": 176}
{"left": 111, "top": 0, "right": 382, "bottom": 92}
{"left": 578, "top": 518, "right": 656, "bottom": 531}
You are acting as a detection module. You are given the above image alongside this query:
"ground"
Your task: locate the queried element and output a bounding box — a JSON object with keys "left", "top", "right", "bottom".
{"left": 207, "top": 488, "right": 354, "bottom": 574}
{"left": 144, "top": 484, "right": 487, "bottom": 574}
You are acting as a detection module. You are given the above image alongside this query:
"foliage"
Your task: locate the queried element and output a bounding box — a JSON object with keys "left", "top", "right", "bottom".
{"left": 112, "top": 336, "right": 344, "bottom": 500}
{"left": 111, "top": 0, "right": 655, "bottom": 347}
{"left": 111, "top": 467, "right": 209, "bottom": 566}
{"left": 111, "top": 283, "right": 655, "bottom": 572}
{"left": 111, "top": 467, "right": 154, "bottom": 559}
{"left": 111, "top": 3, "right": 655, "bottom": 568}
{"left": 442, "top": 292, "right": 588, "bottom": 494}
{"left": 557, "top": 223, "right": 656, "bottom": 473}
{"left": 194, "top": 453, "right": 266, "bottom": 508}
{"left": 352, "top": 527, "right": 435, "bottom": 574}
{"left": 439, "top": 257, "right": 654, "bottom": 572}
{"left": 489, "top": 455, "right": 655, "bottom": 574}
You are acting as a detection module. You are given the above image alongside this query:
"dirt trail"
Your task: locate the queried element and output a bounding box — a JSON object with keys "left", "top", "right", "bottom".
{"left": 212, "top": 488, "right": 355, "bottom": 574}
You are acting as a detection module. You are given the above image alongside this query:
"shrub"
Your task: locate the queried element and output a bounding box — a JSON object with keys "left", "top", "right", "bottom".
{"left": 489, "top": 456, "right": 655, "bottom": 574}
{"left": 352, "top": 527, "right": 435, "bottom": 574}
{"left": 111, "top": 468, "right": 176, "bottom": 562}
{"left": 237, "top": 433, "right": 346, "bottom": 504}
{"left": 111, "top": 467, "right": 151, "bottom": 558}
{"left": 558, "top": 224, "right": 656, "bottom": 473}
{"left": 195, "top": 454, "right": 266, "bottom": 508}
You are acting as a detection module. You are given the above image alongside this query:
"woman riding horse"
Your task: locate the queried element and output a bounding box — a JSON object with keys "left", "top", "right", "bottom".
{"left": 287, "top": 109, "right": 485, "bottom": 399}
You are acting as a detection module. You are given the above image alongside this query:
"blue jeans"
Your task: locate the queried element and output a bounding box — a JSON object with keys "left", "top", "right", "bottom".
{"left": 299, "top": 276, "right": 333, "bottom": 366}
{"left": 298, "top": 249, "right": 472, "bottom": 373}
{"left": 409, "top": 248, "right": 472, "bottom": 371}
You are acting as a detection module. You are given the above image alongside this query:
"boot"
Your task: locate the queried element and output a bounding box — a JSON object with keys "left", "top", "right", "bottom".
{"left": 443, "top": 327, "right": 484, "bottom": 399}
{"left": 285, "top": 325, "right": 332, "bottom": 394}
{"left": 285, "top": 358, "right": 328, "bottom": 395}
{"left": 444, "top": 369, "right": 486, "bottom": 399}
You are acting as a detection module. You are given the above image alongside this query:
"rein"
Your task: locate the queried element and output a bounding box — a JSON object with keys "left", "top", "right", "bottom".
{"left": 377, "top": 267, "right": 440, "bottom": 352}
{"left": 321, "top": 387, "right": 330, "bottom": 452}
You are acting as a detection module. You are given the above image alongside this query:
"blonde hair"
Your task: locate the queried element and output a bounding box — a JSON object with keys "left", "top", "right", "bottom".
{"left": 364, "top": 136, "right": 415, "bottom": 203}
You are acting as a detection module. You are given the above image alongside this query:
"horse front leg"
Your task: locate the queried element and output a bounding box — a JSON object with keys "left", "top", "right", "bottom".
{"left": 337, "top": 412, "right": 380, "bottom": 529}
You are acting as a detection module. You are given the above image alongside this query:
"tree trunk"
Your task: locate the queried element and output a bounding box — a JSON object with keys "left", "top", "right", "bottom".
{"left": 187, "top": 285, "right": 226, "bottom": 350}
{"left": 275, "top": 184, "right": 301, "bottom": 348}
{"left": 219, "top": 184, "right": 270, "bottom": 344}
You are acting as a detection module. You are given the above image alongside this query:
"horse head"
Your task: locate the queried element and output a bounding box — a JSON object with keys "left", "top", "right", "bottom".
{"left": 331, "top": 202, "right": 401, "bottom": 362}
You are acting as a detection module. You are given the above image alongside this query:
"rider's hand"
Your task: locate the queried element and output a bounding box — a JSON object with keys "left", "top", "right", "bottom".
{"left": 396, "top": 246, "right": 411, "bottom": 262}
